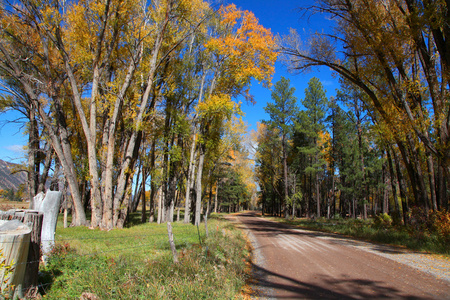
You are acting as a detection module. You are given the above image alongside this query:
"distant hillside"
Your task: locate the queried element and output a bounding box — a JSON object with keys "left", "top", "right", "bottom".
{"left": 0, "top": 159, "right": 27, "bottom": 191}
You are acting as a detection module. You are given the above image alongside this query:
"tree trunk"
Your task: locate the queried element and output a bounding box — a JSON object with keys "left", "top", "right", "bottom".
{"left": 393, "top": 148, "right": 409, "bottom": 223}
{"left": 165, "top": 170, "right": 178, "bottom": 223}
{"left": 436, "top": 164, "right": 447, "bottom": 209}
{"left": 426, "top": 153, "right": 437, "bottom": 211}
{"left": 184, "top": 135, "right": 197, "bottom": 223}
{"left": 407, "top": 136, "right": 430, "bottom": 210}
{"left": 141, "top": 169, "right": 147, "bottom": 223}
{"left": 282, "top": 134, "right": 289, "bottom": 218}
{"left": 157, "top": 187, "right": 162, "bottom": 224}
{"left": 0, "top": 39, "right": 86, "bottom": 227}
{"left": 184, "top": 73, "right": 206, "bottom": 223}
{"left": 316, "top": 171, "right": 320, "bottom": 218}
{"left": 194, "top": 144, "right": 205, "bottom": 226}
{"left": 331, "top": 172, "right": 336, "bottom": 217}
{"left": 27, "top": 106, "right": 39, "bottom": 205}
{"left": 382, "top": 162, "right": 389, "bottom": 214}
{"left": 214, "top": 182, "right": 219, "bottom": 213}
{"left": 387, "top": 147, "right": 401, "bottom": 222}
{"left": 167, "top": 222, "right": 178, "bottom": 263}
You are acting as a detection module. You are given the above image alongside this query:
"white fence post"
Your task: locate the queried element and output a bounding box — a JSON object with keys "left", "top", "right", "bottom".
{"left": 33, "top": 191, "right": 62, "bottom": 259}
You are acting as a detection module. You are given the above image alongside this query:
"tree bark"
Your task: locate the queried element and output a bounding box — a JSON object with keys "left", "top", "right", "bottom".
{"left": 194, "top": 144, "right": 206, "bottom": 226}
{"left": 141, "top": 168, "right": 147, "bottom": 223}
{"left": 214, "top": 181, "right": 219, "bottom": 213}
{"left": 157, "top": 187, "right": 162, "bottom": 224}
{"left": 167, "top": 222, "right": 178, "bottom": 263}
{"left": 387, "top": 147, "right": 401, "bottom": 221}
{"left": 282, "top": 133, "right": 289, "bottom": 218}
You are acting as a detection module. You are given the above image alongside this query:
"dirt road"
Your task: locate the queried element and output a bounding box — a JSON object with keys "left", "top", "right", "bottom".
{"left": 233, "top": 212, "right": 450, "bottom": 300}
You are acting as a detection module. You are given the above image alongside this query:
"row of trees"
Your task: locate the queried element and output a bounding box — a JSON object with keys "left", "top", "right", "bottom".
{"left": 255, "top": 77, "right": 392, "bottom": 220}
{"left": 0, "top": 188, "right": 24, "bottom": 202}
{"left": 256, "top": 0, "right": 449, "bottom": 222}
{"left": 0, "top": 0, "right": 276, "bottom": 228}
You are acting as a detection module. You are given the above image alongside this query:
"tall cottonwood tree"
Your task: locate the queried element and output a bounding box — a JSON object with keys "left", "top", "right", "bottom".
{"left": 0, "top": 0, "right": 276, "bottom": 228}
{"left": 0, "top": 82, "right": 54, "bottom": 203}
{"left": 186, "top": 4, "right": 277, "bottom": 225}
{"left": 0, "top": 0, "right": 91, "bottom": 225}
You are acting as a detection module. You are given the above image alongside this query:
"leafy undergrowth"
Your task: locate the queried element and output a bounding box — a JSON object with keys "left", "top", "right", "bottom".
{"left": 264, "top": 212, "right": 450, "bottom": 256}
{"left": 39, "top": 214, "right": 251, "bottom": 299}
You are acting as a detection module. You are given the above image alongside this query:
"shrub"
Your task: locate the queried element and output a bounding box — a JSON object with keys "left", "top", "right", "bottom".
{"left": 0, "top": 248, "right": 15, "bottom": 298}
{"left": 391, "top": 212, "right": 403, "bottom": 226}
{"left": 429, "top": 209, "right": 450, "bottom": 243}
{"left": 332, "top": 214, "right": 343, "bottom": 220}
{"left": 372, "top": 213, "right": 393, "bottom": 229}
{"left": 408, "top": 206, "right": 429, "bottom": 232}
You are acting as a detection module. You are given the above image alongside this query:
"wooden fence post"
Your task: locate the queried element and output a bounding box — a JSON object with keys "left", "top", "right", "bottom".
{"left": 0, "top": 219, "right": 31, "bottom": 299}
{"left": 0, "top": 210, "right": 43, "bottom": 293}
{"left": 33, "top": 191, "right": 62, "bottom": 259}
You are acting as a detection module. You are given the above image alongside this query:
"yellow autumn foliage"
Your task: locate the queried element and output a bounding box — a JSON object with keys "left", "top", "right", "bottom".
{"left": 205, "top": 4, "right": 277, "bottom": 88}
{"left": 197, "top": 93, "right": 235, "bottom": 118}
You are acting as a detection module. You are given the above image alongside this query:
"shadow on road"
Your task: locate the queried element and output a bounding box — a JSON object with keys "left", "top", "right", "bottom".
{"left": 228, "top": 212, "right": 446, "bottom": 299}
{"left": 234, "top": 211, "right": 410, "bottom": 255}
{"left": 251, "top": 263, "right": 425, "bottom": 300}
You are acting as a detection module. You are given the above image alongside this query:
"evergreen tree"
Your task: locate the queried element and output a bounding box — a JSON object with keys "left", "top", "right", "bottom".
{"left": 296, "top": 77, "right": 328, "bottom": 218}
{"left": 263, "top": 77, "right": 298, "bottom": 218}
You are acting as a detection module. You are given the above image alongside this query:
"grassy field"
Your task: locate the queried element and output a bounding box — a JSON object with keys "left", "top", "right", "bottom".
{"left": 0, "top": 199, "right": 29, "bottom": 210}
{"left": 38, "top": 213, "right": 252, "bottom": 299}
{"left": 263, "top": 214, "right": 450, "bottom": 256}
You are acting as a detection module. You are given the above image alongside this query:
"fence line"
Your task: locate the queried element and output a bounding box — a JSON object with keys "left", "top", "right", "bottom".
{"left": 0, "top": 232, "right": 173, "bottom": 244}
{"left": 1, "top": 221, "right": 219, "bottom": 297}
{"left": 4, "top": 234, "right": 201, "bottom": 267}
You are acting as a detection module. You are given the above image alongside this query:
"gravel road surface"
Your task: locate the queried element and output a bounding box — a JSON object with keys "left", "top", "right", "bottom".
{"left": 232, "top": 212, "right": 450, "bottom": 300}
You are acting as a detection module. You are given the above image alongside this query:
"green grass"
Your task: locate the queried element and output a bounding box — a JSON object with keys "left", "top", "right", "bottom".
{"left": 39, "top": 213, "right": 251, "bottom": 299}
{"left": 264, "top": 215, "right": 450, "bottom": 256}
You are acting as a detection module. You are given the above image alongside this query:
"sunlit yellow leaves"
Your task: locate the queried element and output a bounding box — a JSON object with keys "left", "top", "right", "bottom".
{"left": 64, "top": 2, "right": 93, "bottom": 68}
{"left": 0, "top": 6, "right": 62, "bottom": 73}
{"left": 197, "top": 93, "right": 235, "bottom": 119}
{"left": 205, "top": 4, "right": 277, "bottom": 90}
{"left": 63, "top": 0, "right": 144, "bottom": 81}
{"left": 318, "top": 130, "right": 332, "bottom": 170}
{"left": 178, "top": 0, "right": 210, "bottom": 23}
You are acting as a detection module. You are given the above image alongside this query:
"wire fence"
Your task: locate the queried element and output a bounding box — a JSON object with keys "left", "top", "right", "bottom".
{"left": 1, "top": 225, "right": 206, "bottom": 266}
{"left": 0, "top": 223, "right": 212, "bottom": 296}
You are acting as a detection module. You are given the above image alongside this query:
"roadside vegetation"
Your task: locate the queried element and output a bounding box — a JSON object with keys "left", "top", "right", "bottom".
{"left": 264, "top": 209, "right": 450, "bottom": 256}
{"left": 38, "top": 213, "right": 251, "bottom": 299}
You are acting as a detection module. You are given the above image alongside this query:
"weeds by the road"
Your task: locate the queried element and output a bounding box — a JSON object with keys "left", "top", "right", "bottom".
{"left": 264, "top": 213, "right": 450, "bottom": 256}
{"left": 39, "top": 214, "right": 251, "bottom": 299}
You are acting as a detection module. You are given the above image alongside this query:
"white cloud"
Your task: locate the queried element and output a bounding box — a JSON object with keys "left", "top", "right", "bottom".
{"left": 321, "top": 80, "right": 335, "bottom": 86}
{"left": 5, "top": 145, "right": 25, "bottom": 154}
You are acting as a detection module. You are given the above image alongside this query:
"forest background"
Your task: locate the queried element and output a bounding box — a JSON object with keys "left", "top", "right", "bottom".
{"left": 0, "top": 0, "right": 449, "bottom": 232}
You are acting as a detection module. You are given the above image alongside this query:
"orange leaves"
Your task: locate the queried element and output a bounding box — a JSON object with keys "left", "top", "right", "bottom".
{"left": 205, "top": 4, "right": 277, "bottom": 90}
{"left": 219, "top": 4, "right": 240, "bottom": 27}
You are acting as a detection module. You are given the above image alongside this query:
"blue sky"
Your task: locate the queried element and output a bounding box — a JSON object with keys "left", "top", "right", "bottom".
{"left": 227, "top": 0, "right": 338, "bottom": 133}
{"left": 0, "top": 0, "right": 338, "bottom": 163}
